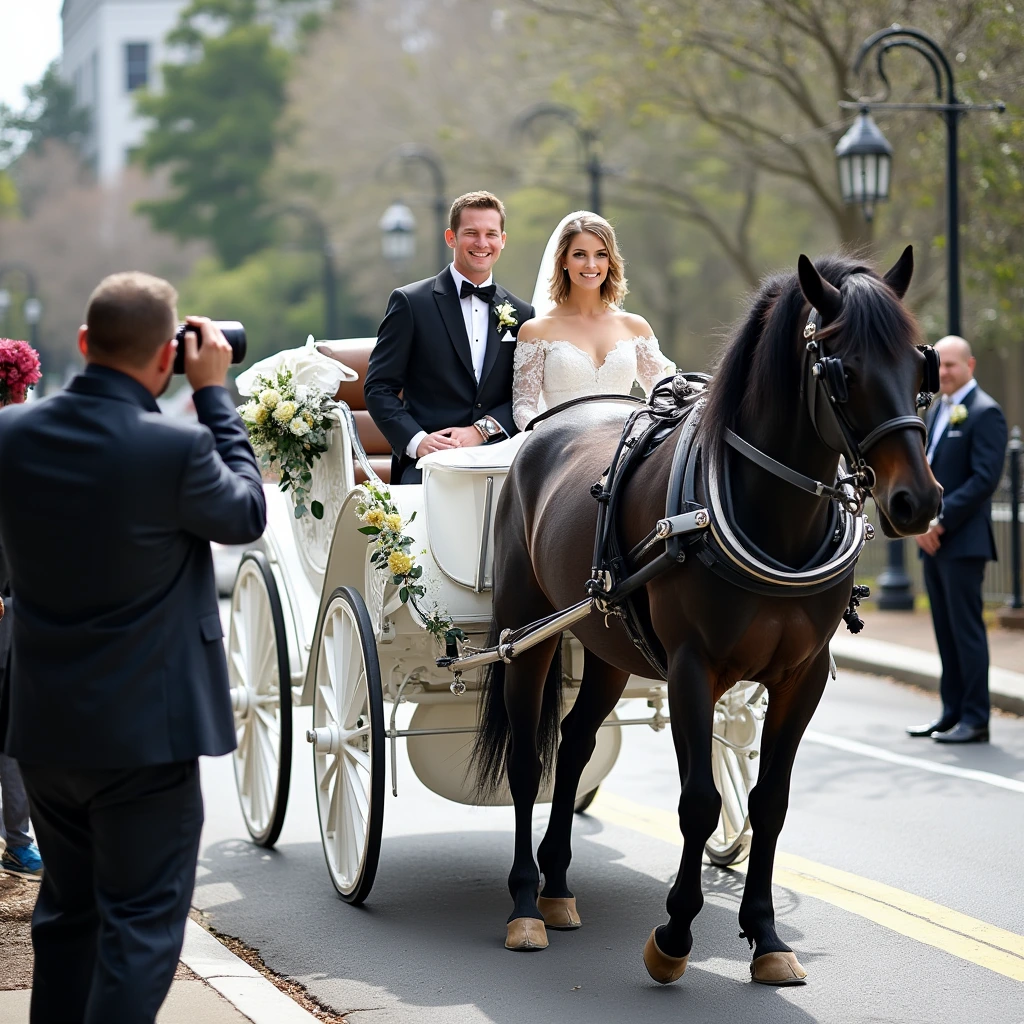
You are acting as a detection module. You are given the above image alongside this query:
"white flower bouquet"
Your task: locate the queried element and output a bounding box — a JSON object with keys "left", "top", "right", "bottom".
{"left": 238, "top": 370, "right": 334, "bottom": 519}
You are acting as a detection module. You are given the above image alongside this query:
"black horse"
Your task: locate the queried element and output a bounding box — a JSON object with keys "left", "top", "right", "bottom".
{"left": 472, "top": 249, "right": 942, "bottom": 983}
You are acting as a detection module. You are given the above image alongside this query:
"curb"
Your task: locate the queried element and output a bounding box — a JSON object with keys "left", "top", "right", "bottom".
{"left": 180, "top": 919, "right": 321, "bottom": 1024}
{"left": 829, "top": 635, "right": 1024, "bottom": 717}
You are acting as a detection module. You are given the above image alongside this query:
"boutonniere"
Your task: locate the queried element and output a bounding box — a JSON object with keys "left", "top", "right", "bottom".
{"left": 950, "top": 403, "right": 969, "bottom": 426}
{"left": 494, "top": 300, "right": 518, "bottom": 333}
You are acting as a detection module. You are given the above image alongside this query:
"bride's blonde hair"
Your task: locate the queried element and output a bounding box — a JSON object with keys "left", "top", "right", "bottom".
{"left": 548, "top": 213, "right": 628, "bottom": 307}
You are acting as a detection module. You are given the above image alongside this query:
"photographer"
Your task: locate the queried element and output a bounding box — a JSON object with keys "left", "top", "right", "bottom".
{"left": 0, "top": 272, "right": 265, "bottom": 1023}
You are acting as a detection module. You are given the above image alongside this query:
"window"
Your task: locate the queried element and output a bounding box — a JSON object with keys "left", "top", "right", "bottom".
{"left": 125, "top": 43, "right": 149, "bottom": 91}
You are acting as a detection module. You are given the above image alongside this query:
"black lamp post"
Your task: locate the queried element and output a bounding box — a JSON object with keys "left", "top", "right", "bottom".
{"left": 515, "top": 103, "right": 608, "bottom": 216}
{"left": 837, "top": 25, "right": 1004, "bottom": 610}
{"left": 384, "top": 145, "right": 448, "bottom": 273}
{"left": 278, "top": 206, "right": 339, "bottom": 338}
{"left": 379, "top": 201, "right": 417, "bottom": 272}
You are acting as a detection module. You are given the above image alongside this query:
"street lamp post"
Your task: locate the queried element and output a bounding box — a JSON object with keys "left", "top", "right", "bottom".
{"left": 836, "top": 25, "right": 1004, "bottom": 610}
{"left": 277, "top": 207, "right": 339, "bottom": 339}
{"left": 515, "top": 103, "right": 608, "bottom": 216}
{"left": 385, "top": 145, "right": 448, "bottom": 273}
{"left": 379, "top": 202, "right": 417, "bottom": 272}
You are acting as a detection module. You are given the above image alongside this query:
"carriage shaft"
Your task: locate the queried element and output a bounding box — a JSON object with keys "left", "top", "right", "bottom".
{"left": 438, "top": 598, "right": 594, "bottom": 673}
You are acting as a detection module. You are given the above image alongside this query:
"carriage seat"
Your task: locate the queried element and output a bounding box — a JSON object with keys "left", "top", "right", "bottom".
{"left": 316, "top": 338, "right": 391, "bottom": 485}
{"left": 418, "top": 448, "right": 514, "bottom": 592}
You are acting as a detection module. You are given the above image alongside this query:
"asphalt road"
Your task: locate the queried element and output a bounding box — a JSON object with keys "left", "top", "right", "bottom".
{"left": 194, "top": 667, "right": 1024, "bottom": 1024}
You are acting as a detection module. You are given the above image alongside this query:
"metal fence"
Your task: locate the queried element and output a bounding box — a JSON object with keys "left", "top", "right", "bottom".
{"left": 855, "top": 429, "right": 1024, "bottom": 604}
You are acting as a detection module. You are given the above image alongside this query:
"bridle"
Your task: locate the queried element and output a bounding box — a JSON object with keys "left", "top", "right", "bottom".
{"left": 725, "top": 304, "right": 940, "bottom": 515}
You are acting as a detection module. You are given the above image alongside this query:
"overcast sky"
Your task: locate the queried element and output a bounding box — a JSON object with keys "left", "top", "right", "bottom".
{"left": 0, "top": 0, "right": 64, "bottom": 110}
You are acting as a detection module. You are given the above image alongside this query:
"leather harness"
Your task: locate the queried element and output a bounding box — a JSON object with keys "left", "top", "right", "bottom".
{"left": 576, "top": 308, "right": 940, "bottom": 680}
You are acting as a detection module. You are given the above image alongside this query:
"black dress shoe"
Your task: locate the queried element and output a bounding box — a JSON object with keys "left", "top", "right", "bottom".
{"left": 906, "top": 718, "right": 957, "bottom": 738}
{"left": 932, "top": 722, "right": 989, "bottom": 744}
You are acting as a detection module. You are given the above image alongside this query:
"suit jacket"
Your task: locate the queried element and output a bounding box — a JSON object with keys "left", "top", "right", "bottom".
{"left": 0, "top": 365, "right": 266, "bottom": 768}
{"left": 364, "top": 268, "right": 534, "bottom": 481}
{"left": 0, "top": 537, "right": 10, "bottom": 749}
{"left": 925, "top": 383, "right": 1007, "bottom": 561}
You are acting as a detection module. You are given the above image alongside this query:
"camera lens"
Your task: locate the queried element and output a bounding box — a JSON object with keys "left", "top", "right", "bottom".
{"left": 172, "top": 321, "right": 247, "bottom": 374}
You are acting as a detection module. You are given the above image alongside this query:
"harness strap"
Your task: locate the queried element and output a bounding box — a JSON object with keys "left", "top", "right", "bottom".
{"left": 858, "top": 415, "right": 926, "bottom": 453}
{"left": 724, "top": 428, "right": 846, "bottom": 502}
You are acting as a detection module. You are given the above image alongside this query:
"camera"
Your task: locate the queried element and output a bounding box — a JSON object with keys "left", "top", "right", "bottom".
{"left": 172, "top": 321, "right": 247, "bottom": 375}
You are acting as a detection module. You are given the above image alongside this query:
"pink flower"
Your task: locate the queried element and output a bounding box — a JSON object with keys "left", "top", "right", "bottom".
{"left": 0, "top": 339, "right": 42, "bottom": 406}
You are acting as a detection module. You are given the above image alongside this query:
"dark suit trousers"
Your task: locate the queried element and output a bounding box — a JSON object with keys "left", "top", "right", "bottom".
{"left": 19, "top": 760, "right": 204, "bottom": 1024}
{"left": 399, "top": 461, "right": 422, "bottom": 485}
{"left": 923, "top": 555, "right": 990, "bottom": 728}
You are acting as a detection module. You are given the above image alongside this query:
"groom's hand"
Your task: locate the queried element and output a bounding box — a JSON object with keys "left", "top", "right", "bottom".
{"left": 445, "top": 426, "right": 485, "bottom": 447}
{"left": 416, "top": 429, "right": 462, "bottom": 457}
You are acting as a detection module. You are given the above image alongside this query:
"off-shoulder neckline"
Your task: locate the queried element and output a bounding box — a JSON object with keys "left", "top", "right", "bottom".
{"left": 515, "top": 336, "right": 657, "bottom": 371}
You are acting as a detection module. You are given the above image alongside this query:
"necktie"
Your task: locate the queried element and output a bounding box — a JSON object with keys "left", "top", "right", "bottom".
{"left": 460, "top": 281, "right": 496, "bottom": 303}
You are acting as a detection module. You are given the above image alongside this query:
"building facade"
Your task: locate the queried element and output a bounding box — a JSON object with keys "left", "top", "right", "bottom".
{"left": 61, "top": 0, "right": 186, "bottom": 182}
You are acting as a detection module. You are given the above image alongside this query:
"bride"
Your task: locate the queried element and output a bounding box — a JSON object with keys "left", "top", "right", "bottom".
{"left": 513, "top": 211, "right": 674, "bottom": 431}
{"left": 420, "top": 211, "right": 674, "bottom": 469}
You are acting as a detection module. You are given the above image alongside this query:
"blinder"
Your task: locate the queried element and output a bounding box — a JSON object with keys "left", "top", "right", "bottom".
{"left": 802, "top": 306, "right": 928, "bottom": 512}
{"left": 918, "top": 343, "right": 940, "bottom": 405}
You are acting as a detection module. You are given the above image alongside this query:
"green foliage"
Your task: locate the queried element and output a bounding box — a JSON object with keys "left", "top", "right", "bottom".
{"left": 0, "top": 61, "right": 90, "bottom": 165}
{"left": 133, "top": 1, "right": 291, "bottom": 267}
{"left": 176, "top": 247, "right": 374, "bottom": 366}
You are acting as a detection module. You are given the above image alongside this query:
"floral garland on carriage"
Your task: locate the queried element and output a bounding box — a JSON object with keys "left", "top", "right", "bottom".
{"left": 235, "top": 339, "right": 462, "bottom": 646}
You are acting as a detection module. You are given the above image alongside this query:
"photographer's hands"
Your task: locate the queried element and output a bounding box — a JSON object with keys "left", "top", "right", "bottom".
{"left": 182, "top": 317, "right": 232, "bottom": 391}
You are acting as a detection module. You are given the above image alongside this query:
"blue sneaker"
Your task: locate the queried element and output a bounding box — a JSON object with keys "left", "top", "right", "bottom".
{"left": 1, "top": 842, "right": 43, "bottom": 879}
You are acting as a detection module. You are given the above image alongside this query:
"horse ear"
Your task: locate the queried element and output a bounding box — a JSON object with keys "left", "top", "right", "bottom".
{"left": 797, "top": 254, "right": 842, "bottom": 324}
{"left": 882, "top": 244, "right": 914, "bottom": 299}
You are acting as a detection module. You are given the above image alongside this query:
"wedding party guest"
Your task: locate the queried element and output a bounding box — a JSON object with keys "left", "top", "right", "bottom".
{"left": 0, "top": 338, "right": 44, "bottom": 880}
{"left": 0, "top": 274, "right": 265, "bottom": 1024}
{"left": 907, "top": 335, "right": 1008, "bottom": 744}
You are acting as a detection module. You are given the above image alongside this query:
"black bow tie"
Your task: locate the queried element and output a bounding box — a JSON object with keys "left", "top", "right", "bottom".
{"left": 460, "top": 281, "right": 496, "bottom": 303}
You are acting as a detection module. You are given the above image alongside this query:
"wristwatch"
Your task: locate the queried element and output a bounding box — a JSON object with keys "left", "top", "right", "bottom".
{"left": 474, "top": 416, "right": 504, "bottom": 443}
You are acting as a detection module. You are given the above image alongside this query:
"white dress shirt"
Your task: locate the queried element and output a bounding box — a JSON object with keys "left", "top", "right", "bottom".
{"left": 926, "top": 378, "right": 977, "bottom": 464}
{"left": 406, "top": 264, "right": 494, "bottom": 459}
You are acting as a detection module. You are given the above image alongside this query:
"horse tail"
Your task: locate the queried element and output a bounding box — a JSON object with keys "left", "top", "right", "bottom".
{"left": 471, "top": 621, "right": 563, "bottom": 797}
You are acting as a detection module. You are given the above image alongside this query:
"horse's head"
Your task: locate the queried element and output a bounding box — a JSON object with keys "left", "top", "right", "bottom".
{"left": 797, "top": 247, "right": 943, "bottom": 537}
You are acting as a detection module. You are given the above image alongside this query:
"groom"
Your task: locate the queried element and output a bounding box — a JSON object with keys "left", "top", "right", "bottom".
{"left": 365, "top": 190, "right": 534, "bottom": 484}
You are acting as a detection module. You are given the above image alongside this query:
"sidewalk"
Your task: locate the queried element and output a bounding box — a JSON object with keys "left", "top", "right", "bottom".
{"left": 0, "top": 873, "right": 322, "bottom": 1024}
{"left": 830, "top": 607, "right": 1024, "bottom": 716}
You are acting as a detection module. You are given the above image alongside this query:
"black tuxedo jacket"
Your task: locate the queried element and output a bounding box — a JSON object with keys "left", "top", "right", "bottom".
{"left": 364, "top": 268, "right": 534, "bottom": 481}
{"left": 925, "top": 383, "right": 1007, "bottom": 561}
{"left": 0, "top": 365, "right": 266, "bottom": 768}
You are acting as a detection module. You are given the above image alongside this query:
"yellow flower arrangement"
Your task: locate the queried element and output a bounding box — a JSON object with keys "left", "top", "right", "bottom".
{"left": 950, "top": 403, "right": 969, "bottom": 426}
{"left": 387, "top": 550, "right": 414, "bottom": 575}
{"left": 355, "top": 483, "right": 462, "bottom": 647}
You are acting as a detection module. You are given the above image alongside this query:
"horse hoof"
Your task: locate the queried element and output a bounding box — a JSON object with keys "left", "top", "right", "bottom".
{"left": 750, "top": 951, "right": 808, "bottom": 985}
{"left": 643, "top": 928, "right": 689, "bottom": 984}
{"left": 505, "top": 918, "right": 549, "bottom": 951}
{"left": 537, "top": 896, "right": 581, "bottom": 930}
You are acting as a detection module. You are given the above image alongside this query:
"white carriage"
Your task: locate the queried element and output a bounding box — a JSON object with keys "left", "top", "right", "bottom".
{"left": 226, "top": 337, "right": 765, "bottom": 905}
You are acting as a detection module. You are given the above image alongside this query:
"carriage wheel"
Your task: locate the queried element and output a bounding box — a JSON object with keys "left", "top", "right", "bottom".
{"left": 574, "top": 787, "right": 599, "bottom": 814}
{"left": 228, "top": 551, "right": 293, "bottom": 848}
{"left": 705, "top": 682, "right": 764, "bottom": 866}
{"left": 309, "top": 587, "right": 385, "bottom": 905}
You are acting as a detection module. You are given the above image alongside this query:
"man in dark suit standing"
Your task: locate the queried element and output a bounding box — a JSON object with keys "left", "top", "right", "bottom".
{"left": 907, "top": 335, "right": 1007, "bottom": 744}
{"left": 365, "top": 191, "right": 534, "bottom": 484}
{"left": 0, "top": 272, "right": 266, "bottom": 1023}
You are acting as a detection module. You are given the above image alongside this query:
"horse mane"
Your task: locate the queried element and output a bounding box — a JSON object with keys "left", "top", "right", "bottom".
{"left": 699, "top": 253, "right": 920, "bottom": 460}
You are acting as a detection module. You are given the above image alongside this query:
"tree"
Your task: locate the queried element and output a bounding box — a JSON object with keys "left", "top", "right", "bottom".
{"left": 0, "top": 61, "right": 90, "bottom": 166}
{"left": 133, "top": 0, "right": 292, "bottom": 268}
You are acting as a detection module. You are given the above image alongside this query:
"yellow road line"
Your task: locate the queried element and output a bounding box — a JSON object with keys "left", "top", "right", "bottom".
{"left": 591, "top": 790, "right": 1024, "bottom": 983}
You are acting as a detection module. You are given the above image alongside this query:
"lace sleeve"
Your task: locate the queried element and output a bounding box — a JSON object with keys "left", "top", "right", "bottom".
{"left": 513, "top": 341, "right": 547, "bottom": 430}
{"left": 635, "top": 336, "right": 676, "bottom": 396}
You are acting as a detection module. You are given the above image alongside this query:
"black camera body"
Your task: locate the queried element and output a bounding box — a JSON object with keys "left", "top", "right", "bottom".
{"left": 172, "top": 321, "right": 247, "bottom": 375}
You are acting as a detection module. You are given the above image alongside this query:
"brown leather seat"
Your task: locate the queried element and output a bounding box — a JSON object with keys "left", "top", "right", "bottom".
{"left": 316, "top": 338, "right": 392, "bottom": 485}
